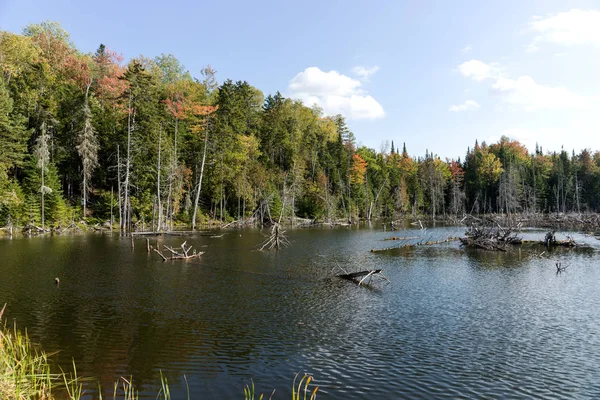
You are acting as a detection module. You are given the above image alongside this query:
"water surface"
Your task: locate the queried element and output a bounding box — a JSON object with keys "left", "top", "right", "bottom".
{"left": 1, "top": 226, "right": 599, "bottom": 398}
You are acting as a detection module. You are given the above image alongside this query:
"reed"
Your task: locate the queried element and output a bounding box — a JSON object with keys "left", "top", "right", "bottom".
{"left": 0, "top": 304, "right": 55, "bottom": 399}
{"left": 2, "top": 305, "right": 316, "bottom": 399}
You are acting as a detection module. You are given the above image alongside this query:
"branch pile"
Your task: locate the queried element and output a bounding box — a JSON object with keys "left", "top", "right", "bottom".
{"left": 259, "top": 223, "right": 290, "bottom": 251}
{"left": 153, "top": 241, "right": 204, "bottom": 261}
{"left": 543, "top": 231, "right": 578, "bottom": 247}
{"left": 460, "top": 225, "right": 522, "bottom": 251}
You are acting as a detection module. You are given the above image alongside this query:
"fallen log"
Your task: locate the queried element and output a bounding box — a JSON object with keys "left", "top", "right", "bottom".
{"left": 153, "top": 241, "right": 204, "bottom": 261}
{"left": 372, "top": 236, "right": 460, "bottom": 252}
{"left": 337, "top": 269, "right": 389, "bottom": 286}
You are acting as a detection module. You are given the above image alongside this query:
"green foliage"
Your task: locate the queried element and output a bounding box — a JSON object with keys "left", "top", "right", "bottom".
{"left": 2, "top": 23, "right": 600, "bottom": 230}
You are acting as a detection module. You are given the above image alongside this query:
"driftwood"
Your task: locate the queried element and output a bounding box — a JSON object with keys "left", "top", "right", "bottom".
{"left": 337, "top": 269, "right": 390, "bottom": 286}
{"left": 543, "top": 231, "right": 578, "bottom": 247}
{"left": 371, "top": 236, "right": 460, "bottom": 253}
{"left": 259, "top": 223, "right": 290, "bottom": 251}
{"left": 132, "top": 231, "right": 186, "bottom": 237}
{"left": 153, "top": 241, "right": 204, "bottom": 261}
{"left": 459, "top": 225, "right": 521, "bottom": 251}
{"left": 556, "top": 262, "right": 569, "bottom": 274}
{"left": 384, "top": 236, "right": 419, "bottom": 241}
{"left": 22, "top": 224, "right": 47, "bottom": 236}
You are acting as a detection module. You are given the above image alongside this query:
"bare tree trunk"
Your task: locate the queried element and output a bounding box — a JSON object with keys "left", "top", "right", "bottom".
{"left": 41, "top": 158, "right": 45, "bottom": 230}
{"left": 110, "top": 186, "right": 114, "bottom": 231}
{"left": 192, "top": 122, "right": 209, "bottom": 230}
{"left": 368, "top": 174, "right": 388, "bottom": 221}
{"left": 122, "top": 93, "right": 133, "bottom": 232}
{"left": 156, "top": 127, "right": 163, "bottom": 231}
{"left": 166, "top": 152, "right": 173, "bottom": 231}
{"left": 117, "top": 145, "right": 122, "bottom": 229}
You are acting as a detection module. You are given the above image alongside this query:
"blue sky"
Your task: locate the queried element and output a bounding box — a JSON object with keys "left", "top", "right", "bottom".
{"left": 1, "top": 0, "right": 600, "bottom": 159}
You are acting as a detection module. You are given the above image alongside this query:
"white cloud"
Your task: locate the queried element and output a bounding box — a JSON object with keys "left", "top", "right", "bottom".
{"left": 530, "top": 9, "right": 600, "bottom": 47}
{"left": 457, "top": 59, "right": 499, "bottom": 81}
{"left": 352, "top": 65, "right": 380, "bottom": 81}
{"left": 289, "top": 67, "right": 385, "bottom": 120}
{"left": 456, "top": 59, "right": 593, "bottom": 111}
{"left": 449, "top": 100, "right": 480, "bottom": 112}
{"left": 461, "top": 45, "right": 472, "bottom": 54}
{"left": 492, "top": 75, "right": 591, "bottom": 111}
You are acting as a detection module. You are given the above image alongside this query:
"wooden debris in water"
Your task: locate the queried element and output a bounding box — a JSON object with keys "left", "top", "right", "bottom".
{"left": 337, "top": 269, "right": 390, "bottom": 286}
{"left": 259, "top": 223, "right": 290, "bottom": 251}
{"left": 384, "top": 236, "right": 419, "bottom": 241}
{"left": 556, "top": 262, "right": 569, "bottom": 274}
{"left": 372, "top": 236, "right": 460, "bottom": 253}
{"left": 543, "top": 231, "right": 578, "bottom": 247}
{"left": 459, "top": 225, "right": 521, "bottom": 251}
{"left": 153, "top": 241, "right": 204, "bottom": 261}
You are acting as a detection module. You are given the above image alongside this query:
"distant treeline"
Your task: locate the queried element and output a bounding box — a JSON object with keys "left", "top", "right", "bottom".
{"left": 1, "top": 22, "right": 599, "bottom": 230}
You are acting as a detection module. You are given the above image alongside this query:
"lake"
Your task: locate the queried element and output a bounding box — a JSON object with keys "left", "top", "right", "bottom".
{"left": 1, "top": 225, "right": 599, "bottom": 399}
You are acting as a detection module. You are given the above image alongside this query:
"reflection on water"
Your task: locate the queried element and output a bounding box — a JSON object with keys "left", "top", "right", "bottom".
{"left": 0, "top": 227, "right": 599, "bottom": 399}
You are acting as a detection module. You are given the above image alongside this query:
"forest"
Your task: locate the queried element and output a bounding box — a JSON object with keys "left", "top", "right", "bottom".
{"left": 1, "top": 22, "right": 600, "bottom": 232}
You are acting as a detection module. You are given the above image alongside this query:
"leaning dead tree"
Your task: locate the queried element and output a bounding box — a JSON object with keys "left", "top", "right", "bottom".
{"left": 337, "top": 269, "right": 390, "bottom": 286}
{"left": 460, "top": 224, "right": 522, "bottom": 251}
{"left": 259, "top": 223, "right": 290, "bottom": 251}
{"left": 153, "top": 241, "right": 204, "bottom": 261}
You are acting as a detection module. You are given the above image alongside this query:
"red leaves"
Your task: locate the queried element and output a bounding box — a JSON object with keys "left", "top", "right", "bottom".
{"left": 165, "top": 97, "right": 187, "bottom": 120}
{"left": 64, "top": 55, "right": 91, "bottom": 91}
{"left": 448, "top": 159, "right": 464, "bottom": 181}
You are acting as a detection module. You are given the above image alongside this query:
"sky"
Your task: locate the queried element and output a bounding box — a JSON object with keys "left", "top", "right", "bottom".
{"left": 1, "top": 0, "right": 600, "bottom": 159}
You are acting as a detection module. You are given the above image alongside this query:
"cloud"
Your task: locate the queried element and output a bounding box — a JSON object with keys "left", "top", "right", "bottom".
{"left": 449, "top": 100, "right": 480, "bottom": 112}
{"left": 492, "top": 75, "right": 591, "bottom": 111}
{"left": 530, "top": 9, "right": 600, "bottom": 47}
{"left": 457, "top": 59, "right": 593, "bottom": 111}
{"left": 457, "top": 59, "right": 499, "bottom": 81}
{"left": 461, "top": 45, "right": 472, "bottom": 54}
{"left": 352, "top": 65, "right": 380, "bottom": 81}
{"left": 289, "top": 67, "right": 385, "bottom": 120}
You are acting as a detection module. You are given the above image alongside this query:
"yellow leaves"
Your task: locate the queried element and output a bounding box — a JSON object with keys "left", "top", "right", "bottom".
{"left": 349, "top": 153, "right": 368, "bottom": 185}
{"left": 318, "top": 117, "right": 338, "bottom": 142}
{"left": 478, "top": 151, "right": 503, "bottom": 184}
{"left": 238, "top": 134, "right": 260, "bottom": 160}
{"left": 0, "top": 31, "right": 41, "bottom": 81}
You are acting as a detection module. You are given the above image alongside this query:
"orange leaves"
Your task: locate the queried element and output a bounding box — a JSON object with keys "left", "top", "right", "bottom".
{"left": 349, "top": 153, "right": 368, "bottom": 185}
{"left": 64, "top": 55, "right": 92, "bottom": 92}
{"left": 190, "top": 104, "right": 218, "bottom": 136}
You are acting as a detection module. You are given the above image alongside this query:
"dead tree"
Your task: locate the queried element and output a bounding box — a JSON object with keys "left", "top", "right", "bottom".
{"left": 153, "top": 241, "right": 204, "bottom": 261}
{"left": 259, "top": 223, "right": 290, "bottom": 251}
{"left": 337, "top": 269, "right": 390, "bottom": 286}
{"left": 556, "top": 262, "right": 569, "bottom": 274}
{"left": 544, "top": 231, "right": 556, "bottom": 247}
{"left": 460, "top": 224, "right": 521, "bottom": 251}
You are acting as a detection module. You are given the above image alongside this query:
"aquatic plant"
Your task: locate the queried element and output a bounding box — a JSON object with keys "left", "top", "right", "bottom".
{"left": 292, "top": 373, "right": 318, "bottom": 400}
{"left": 2, "top": 304, "right": 315, "bottom": 399}
{"left": 0, "top": 304, "right": 54, "bottom": 399}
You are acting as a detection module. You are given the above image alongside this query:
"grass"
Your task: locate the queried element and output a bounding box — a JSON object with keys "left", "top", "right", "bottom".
{"left": 2, "top": 305, "right": 319, "bottom": 399}
{"left": 0, "top": 304, "right": 54, "bottom": 399}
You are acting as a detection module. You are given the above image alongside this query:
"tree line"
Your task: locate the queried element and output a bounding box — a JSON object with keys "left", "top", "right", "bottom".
{"left": 1, "top": 22, "right": 600, "bottom": 231}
